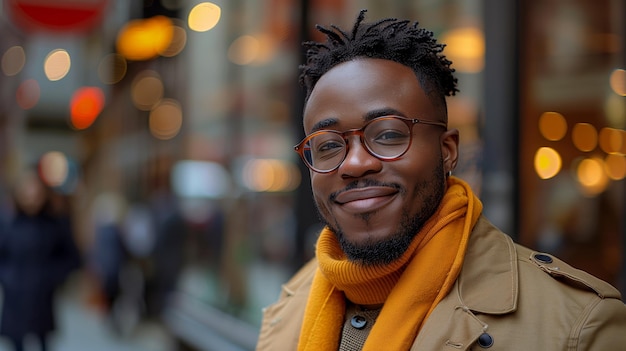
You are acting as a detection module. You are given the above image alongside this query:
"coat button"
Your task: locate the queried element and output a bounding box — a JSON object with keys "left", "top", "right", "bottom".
{"left": 534, "top": 253, "right": 553, "bottom": 264}
{"left": 477, "top": 332, "right": 494, "bottom": 348}
{"left": 350, "top": 315, "right": 367, "bottom": 329}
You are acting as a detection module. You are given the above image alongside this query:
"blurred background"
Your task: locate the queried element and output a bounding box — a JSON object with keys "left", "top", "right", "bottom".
{"left": 0, "top": 0, "right": 624, "bottom": 350}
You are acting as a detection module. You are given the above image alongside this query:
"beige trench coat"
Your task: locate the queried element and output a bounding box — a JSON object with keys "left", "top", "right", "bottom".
{"left": 256, "top": 216, "right": 626, "bottom": 350}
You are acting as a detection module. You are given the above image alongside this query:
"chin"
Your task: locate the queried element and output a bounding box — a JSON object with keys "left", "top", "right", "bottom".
{"left": 328, "top": 214, "right": 416, "bottom": 266}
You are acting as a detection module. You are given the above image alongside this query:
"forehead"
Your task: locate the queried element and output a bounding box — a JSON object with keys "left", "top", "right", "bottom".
{"left": 303, "top": 58, "right": 436, "bottom": 132}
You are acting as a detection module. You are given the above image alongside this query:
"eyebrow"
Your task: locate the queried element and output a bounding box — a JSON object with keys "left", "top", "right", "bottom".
{"left": 363, "top": 108, "right": 405, "bottom": 121}
{"left": 309, "top": 107, "right": 406, "bottom": 133}
{"left": 310, "top": 118, "right": 338, "bottom": 133}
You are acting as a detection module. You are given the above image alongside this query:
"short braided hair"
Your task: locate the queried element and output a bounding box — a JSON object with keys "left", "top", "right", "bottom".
{"left": 299, "top": 9, "right": 458, "bottom": 119}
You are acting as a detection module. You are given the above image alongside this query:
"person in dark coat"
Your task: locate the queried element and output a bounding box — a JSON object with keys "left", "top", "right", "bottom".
{"left": 0, "top": 170, "right": 81, "bottom": 351}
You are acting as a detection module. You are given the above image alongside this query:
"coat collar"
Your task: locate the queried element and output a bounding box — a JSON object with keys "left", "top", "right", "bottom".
{"left": 257, "top": 216, "right": 520, "bottom": 351}
{"left": 455, "top": 215, "right": 519, "bottom": 314}
{"left": 412, "top": 216, "right": 519, "bottom": 350}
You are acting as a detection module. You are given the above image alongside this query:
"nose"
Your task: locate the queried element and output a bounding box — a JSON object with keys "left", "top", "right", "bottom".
{"left": 338, "top": 135, "right": 382, "bottom": 178}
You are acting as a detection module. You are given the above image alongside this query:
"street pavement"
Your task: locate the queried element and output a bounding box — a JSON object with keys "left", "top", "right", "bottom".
{"left": 0, "top": 272, "right": 177, "bottom": 351}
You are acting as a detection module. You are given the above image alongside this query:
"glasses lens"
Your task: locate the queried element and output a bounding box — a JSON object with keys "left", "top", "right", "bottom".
{"left": 364, "top": 117, "right": 412, "bottom": 158}
{"left": 304, "top": 132, "right": 346, "bottom": 172}
{"left": 297, "top": 117, "right": 414, "bottom": 173}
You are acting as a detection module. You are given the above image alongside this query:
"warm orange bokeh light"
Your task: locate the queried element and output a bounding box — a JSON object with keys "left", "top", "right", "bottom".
{"left": 188, "top": 2, "right": 221, "bottom": 32}
{"left": 598, "top": 127, "right": 624, "bottom": 154}
{"left": 609, "top": 68, "right": 626, "bottom": 96}
{"left": 534, "top": 147, "right": 562, "bottom": 179}
{"left": 604, "top": 154, "right": 626, "bottom": 180}
{"left": 131, "top": 70, "right": 163, "bottom": 110}
{"left": 160, "top": 24, "right": 187, "bottom": 57}
{"left": 572, "top": 123, "right": 598, "bottom": 152}
{"left": 538, "top": 111, "right": 567, "bottom": 141}
{"left": 576, "top": 157, "right": 609, "bottom": 196}
{"left": 149, "top": 99, "right": 183, "bottom": 140}
{"left": 116, "top": 16, "right": 174, "bottom": 61}
{"left": 70, "top": 87, "right": 105, "bottom": 130}
{"left": 242, "top": 158, "right": 301, "bottom": 192}
{"left": 439, "top": 26, "right": 485, "bottom": 73}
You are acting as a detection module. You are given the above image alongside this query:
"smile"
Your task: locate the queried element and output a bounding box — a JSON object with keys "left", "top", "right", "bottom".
{"left": 334, "top": 186, "right": 399, "bottom": 213}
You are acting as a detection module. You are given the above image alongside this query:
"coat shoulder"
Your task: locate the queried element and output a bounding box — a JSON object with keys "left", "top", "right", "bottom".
{"left": 446, "top": 217, "right": 626, "bottom": 350}
{"left": 256, "top": 259, "right": 317, "bottom": 351}
{"left": 515, "top": 243, "right": 622, "bottom": 300}
{"left": 471, "top": 216, "right": 622, "bottom": 300}
{"left": 282, "top": 258, "right": 318, "bottom": 296}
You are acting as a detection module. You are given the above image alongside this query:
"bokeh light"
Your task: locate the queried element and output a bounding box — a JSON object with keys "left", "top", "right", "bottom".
{"left": 242, "top": 158, "right": 301, "bottom": 192}
{"left": 172, "top": 160, "right": 231, "bottom": 199}
{"left": 228, "top": 35, "right": 260, "bottom": 65}
{"left": 572, "top": 123, "right": 598, "bottom": 152}
{"left": 38, "top": 151, "right": 79, "bottom": 194}
{"left": 131, "top": 70, "right": 163, "bottom": 110}
{"left": 604, "top": 154, "right": 626, "bottom": 180}
{"left": 609, "top": 68, "right": 626, "bottom": 96}
{"left": 39, "top": 151, "right": 69, "bottom": 187}
{"left": 2, "top": 46, "right": 26, "bottom": 76}
{"left": 16, "top": 79, "right": 40, "bottom": 110}
{"left": 252, "top": 34, "right": 277, "bottom": 64}
{"left": 598, "top": 127, "right": 624, "bottom": 154}
{"left": 116, "top": 15, "right": 174, "bottom": 61}
{"left": 439, "top": 26, "right": 484, "bottom": 73}
{"left": 98, "top": 53, "right": 127, "bottom": 84}
{"left": 575, "top": 157, "right": 609, "bottom": 196}
{"left": 188, "top": 2, "right": 221, "bottom": 32}
{"left": 70, "top": 86, "right": 105, "bottom": 130}
{"left": 160, "top": 24, "right": 187, "bottom": 57}
{"left": 149, "top": 99, "right": 183, "bottom": 140}
{"left": 534, "top": 147, "right": 562, "bottom": 179}
{"left": 539, "top": 111, "right": 567, "bottom": 141}
{"left": 44, "top": 49, "right": 71, "bottom": 81}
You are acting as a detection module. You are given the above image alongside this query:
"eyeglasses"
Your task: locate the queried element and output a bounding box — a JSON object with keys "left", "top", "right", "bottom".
{"left": 294, "top": 115, "right": 447, "bottom": 174}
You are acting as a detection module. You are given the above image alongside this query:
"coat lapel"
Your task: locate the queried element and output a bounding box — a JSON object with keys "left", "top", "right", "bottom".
{"left": 256, "top": 260, "right": 316, "bottom": 351}
{"left": 457, "top": 216, "right": 519, "bottom": 314}
{"left": 412, "top": 216, "right": 519, "bottom": 350}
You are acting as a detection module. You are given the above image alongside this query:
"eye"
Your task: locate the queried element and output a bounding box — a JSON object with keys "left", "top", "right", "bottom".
{"left": 317, "top": 139, "right": 344, "bottom": 153}
{"left": 372, "top": 129, "right": 409, "bottom": 145}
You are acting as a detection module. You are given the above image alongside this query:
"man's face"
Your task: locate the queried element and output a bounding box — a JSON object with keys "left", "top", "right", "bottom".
{"left": 303, "top": 58, "right": 459, "bottom": 265}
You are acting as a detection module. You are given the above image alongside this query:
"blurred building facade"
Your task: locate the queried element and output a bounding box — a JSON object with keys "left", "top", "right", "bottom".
{"left": 0, "top": 0, "right": 624, "bottom": 350}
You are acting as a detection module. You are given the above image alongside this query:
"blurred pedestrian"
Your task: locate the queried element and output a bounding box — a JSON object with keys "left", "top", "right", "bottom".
{"left": 0, "top": 170, "right": 81, "bottom": 351}
{"left": 89, "top": 192, "right": 128, "bottom": 313}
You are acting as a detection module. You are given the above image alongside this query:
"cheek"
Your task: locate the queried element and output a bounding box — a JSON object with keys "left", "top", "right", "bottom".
{"left": 403, "top": 139, "right": 442, "bottom": 171}
{"left": 392, "top": 147, "right": 443, "bottom": 197}
{"left": 310, "top": 174, "right": 329, "bottom": 203}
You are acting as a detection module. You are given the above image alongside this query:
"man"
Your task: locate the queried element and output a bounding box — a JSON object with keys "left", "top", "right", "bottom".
{"left": 257, "top": 10, "right": 626, "bottom": 350}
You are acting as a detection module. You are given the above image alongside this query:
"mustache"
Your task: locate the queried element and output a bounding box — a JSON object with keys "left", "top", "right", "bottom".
{"left": 329, "top": 179, "right": 403, "bottom": 202}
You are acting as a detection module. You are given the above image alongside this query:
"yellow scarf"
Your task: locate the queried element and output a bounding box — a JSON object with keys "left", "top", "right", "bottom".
{"left": 297, "top": 176, "right": 482, "bottom": 351}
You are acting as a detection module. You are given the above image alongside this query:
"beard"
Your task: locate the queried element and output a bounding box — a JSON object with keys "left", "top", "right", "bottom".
{"left": 317, "top": 161, "right": 446, "bottom": 266}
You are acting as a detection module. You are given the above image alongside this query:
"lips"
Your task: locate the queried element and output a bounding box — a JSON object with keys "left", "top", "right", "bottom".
{"left": 334, "top": 186, "right": 398, "bottom": 203}
{"left": 333, "top": 186, "right": 399, "bottom": 213}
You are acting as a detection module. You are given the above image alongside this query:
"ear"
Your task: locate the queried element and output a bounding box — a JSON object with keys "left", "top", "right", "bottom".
{"left": 441, "top": 128, "right": 459, "bottom": 174}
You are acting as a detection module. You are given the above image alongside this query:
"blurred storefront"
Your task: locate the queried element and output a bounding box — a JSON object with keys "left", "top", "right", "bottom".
{"left": 0, "top": 1, "right": 624, "bottom": 350}
{"left": 517, "top": 0, "right": 625, "bottom": 292}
